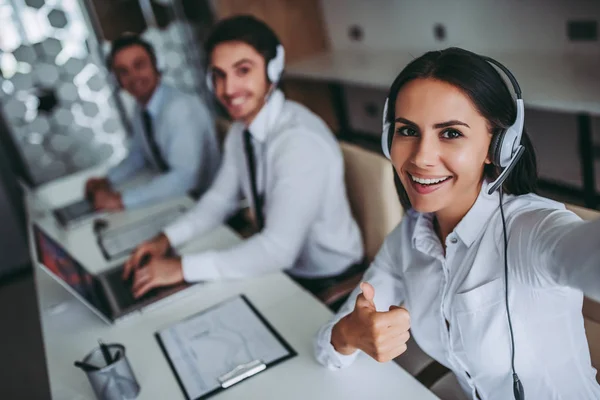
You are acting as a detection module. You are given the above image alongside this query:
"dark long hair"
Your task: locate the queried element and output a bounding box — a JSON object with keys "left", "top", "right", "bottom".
{"left": 385, "top": 47, "right": 538, "bottom": 210}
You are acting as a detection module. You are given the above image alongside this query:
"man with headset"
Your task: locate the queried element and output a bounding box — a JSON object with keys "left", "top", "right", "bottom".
{"left": 122, "top": 15, "right": 364, "bottom": 298}
{"left": 85, "top": 34, "right": 220, "bottom": 211}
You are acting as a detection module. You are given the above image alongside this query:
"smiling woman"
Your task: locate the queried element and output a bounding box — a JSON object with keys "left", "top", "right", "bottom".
{"left": 315, "top": 47, "right": 600, "bottom": 400}
{"left": 385, "top": 50, "right": 537, "bottom": 217}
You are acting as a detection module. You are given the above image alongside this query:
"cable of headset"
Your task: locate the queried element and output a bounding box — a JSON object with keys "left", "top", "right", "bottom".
{"left": 499, "top": 187, "right": 525, "bottom": 400}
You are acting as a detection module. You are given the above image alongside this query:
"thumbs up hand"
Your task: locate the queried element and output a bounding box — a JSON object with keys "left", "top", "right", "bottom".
{"left": 331, "top": 282, "right": 411, "bottom": 362}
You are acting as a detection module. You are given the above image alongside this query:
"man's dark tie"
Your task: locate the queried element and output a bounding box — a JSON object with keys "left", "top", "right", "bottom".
{"left": 141, "top": 109, "right": 169, "bottom": 173}
{"left": 243, "top": 129, "right": 265, "bottom": 231}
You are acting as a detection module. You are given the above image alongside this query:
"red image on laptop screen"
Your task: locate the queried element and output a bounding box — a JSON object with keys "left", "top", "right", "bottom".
{"left": 33, "top": 225, "right": 112, "bottom": 319}
{"left": 36, "top": 230, "right": 93, "bottom": 293}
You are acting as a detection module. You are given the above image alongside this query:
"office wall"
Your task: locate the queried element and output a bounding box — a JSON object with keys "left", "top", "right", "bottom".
{"left": 212, "top": 0, "right": 330, "bottom": 62}
{"left": 321, "top": 0, "right": 600, "bottom": 54}
{"left": 319, "top": 0, "right": 600, "bottom": 191}
{"left": 0, "top": 0, "right": 128, "bottom": 185}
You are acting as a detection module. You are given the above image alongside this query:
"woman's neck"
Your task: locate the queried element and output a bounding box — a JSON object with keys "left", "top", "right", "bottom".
{"left": 434, "top": 181, "right": 483, "bottom": 250}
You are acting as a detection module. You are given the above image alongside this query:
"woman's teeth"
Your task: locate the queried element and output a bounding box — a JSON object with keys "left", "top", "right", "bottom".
{"left": 410, "top": 174, "right": 450, "bottom": 185}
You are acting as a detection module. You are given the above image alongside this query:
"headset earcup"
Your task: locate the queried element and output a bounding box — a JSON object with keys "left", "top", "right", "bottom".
{"left": 490, "top": 132, "right": 505, "bottom": 166}
{"left": 267, "top": 61, "right": 277, "bottom": 83}
{"left": 267, "top": 44, "right": 285, "bottom": 83}
{"left": 205, "top": 70, "right": 213, "bottom": 92}
{"left": 381, "top": 98, "right": 391, "bottom": 159}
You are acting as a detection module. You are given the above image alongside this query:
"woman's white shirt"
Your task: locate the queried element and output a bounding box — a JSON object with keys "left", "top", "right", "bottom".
{"left": 315, "top": 182, "right": 600, "bottom": 400}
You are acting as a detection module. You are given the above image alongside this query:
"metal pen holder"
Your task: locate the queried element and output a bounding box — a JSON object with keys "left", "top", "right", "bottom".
{"left": 82, "top": 344, "right": 140, "bottom": 400}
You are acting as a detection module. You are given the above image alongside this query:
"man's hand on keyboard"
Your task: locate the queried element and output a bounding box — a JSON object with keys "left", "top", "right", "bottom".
{"left": 85, "top": 177, "right": 110, "bottom": 200}
{"left": 123, "top": 234, "right": 171, "bottom": 280}
{"left": 131, "top": 257, "right": 184, "bottom": 298}
{"left": 93, "top": 189, "right": 124, "bottom": 211}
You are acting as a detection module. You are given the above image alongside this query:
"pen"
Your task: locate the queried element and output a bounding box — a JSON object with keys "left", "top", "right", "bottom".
{"left": 74, "top": 361, "right": 100, "bottom": 372}
{"left": 98, "top": 339, "right": 112, "bottom": 366}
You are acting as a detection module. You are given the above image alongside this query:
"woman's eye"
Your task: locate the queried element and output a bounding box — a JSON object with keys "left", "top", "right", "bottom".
{"left": 396, "top": 126, "right": 418, "bottom": 137}
{"left": 441, "top": 129, "right": 462, "bottom": 139}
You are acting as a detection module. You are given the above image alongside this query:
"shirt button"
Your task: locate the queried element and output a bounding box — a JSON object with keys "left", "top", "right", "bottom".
{"left": 450, "top": 237, "right": 458, "bottom": 244}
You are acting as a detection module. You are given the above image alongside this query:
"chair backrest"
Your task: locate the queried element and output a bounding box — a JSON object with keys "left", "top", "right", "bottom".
{"left": 565, "top": 203, "right": 600, "bottom": 383}
{"left": 340, "top": 142, "right": 403, "bottom": 262}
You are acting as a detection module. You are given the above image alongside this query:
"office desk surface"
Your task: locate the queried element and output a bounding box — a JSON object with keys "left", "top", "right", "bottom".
{"left": 286, "top": 49, "right": 600, "bottom": 116}
{"left": 34, "top": 245, "right": 438, "bottom": 399}
{"left": 29, "top": 174, "right": 437, "bottom": 400}
{"left": 36, "top": 266, "right": 438, "bottom": 400}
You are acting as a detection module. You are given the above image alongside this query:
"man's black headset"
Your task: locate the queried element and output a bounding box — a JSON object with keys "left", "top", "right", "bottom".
{"left": 380, "top": 53, "right": 526, "bottom": 400}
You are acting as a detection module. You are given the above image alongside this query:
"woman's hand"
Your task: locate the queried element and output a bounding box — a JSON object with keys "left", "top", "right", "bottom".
{"left": 331, "top": 282, "right": 411, "bottom": 362}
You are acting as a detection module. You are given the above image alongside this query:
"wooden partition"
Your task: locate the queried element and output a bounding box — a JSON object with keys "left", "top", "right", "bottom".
{"left": 214, "top": 0, "right": 339, "bottom": 131}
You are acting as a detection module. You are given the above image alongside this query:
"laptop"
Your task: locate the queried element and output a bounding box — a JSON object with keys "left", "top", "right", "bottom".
{"left": 53, "top": 199, "right": 98, "bottom": 227}
{"left": 33, "top": 224, "right": 194, "bottom": 324}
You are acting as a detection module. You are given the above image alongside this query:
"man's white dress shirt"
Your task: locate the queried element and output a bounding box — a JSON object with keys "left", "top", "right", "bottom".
{"left": 164, "top": 90, "right": 364, "bottom": 281}
{"left": 108, "top": 83, "right": 220, "bottom": 207}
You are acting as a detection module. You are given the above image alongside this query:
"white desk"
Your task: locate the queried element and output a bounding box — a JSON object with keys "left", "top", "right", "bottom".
{"left": 286, "top": 49, "right": 600, "bottom": 208}
{"left": 28, "top": 175, "right": 438, "bottom": 399}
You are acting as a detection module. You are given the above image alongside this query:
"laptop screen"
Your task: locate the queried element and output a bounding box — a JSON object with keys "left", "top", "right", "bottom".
{"left": 33, "top": 225, "right": 113, "bottom": 321}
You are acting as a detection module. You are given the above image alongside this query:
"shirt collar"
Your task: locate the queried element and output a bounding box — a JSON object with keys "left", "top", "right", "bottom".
{"left": 411, "top": 180, "right": 500, "bottom": 249}
{"left": 454, "top": 181, "right": 500, "bottom": 247}
{"left": 142, "top": 82, "right": 166, "bottom": 117}
{"left": 247, "top": 89, "right": 285, "bottom": 142}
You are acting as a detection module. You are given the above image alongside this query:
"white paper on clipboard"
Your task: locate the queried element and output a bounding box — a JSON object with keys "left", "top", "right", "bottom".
{"left": 156, "top": 295, "right": 294, "bottom": 400}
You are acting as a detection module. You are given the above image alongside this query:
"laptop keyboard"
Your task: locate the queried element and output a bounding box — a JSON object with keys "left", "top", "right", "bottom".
{"left": 106, "top": 268, "right": 160, "bottom": 310}
{"left": 99, "top": 206, "right": 185, "bottom": 259}
{"left": 55, "top": 200, "right": 94, "bottom": 224}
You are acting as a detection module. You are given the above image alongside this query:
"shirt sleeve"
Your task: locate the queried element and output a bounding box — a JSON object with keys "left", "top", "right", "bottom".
{"left": 314, "top": 234, "right": 406, "bottom": 369}
{"left": 508, "top": 207, "right": 600, "bottom": 302}
{"left": 107, "top": 127, "right": 146, "bottom": 186}
{"left": 119, "top": 98, "right": 218, "bottom": 208}
{"left": 177, "top": 129, "right": 332, "bottom": 282}
{"left": 163, "top": 128, "right": 241, "bottom": 248}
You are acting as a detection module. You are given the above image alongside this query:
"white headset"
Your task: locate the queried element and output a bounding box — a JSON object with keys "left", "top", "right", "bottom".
{"left": 380, "top": 55, "right": 525, "bottom": 195}
{"left": 205, "top": 44, "right": 285, "bottom": 92}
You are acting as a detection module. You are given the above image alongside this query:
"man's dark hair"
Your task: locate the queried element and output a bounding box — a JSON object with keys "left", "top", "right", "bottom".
{"left": 204, "top": 15, "right": 280, "bottom": 67}
{"left": 107, "top": 34, "right": 158, "bottom": 72}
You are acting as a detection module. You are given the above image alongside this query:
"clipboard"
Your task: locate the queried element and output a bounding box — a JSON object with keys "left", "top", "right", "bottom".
{"left": 155, "top": 295, "right": 296, "bottom": 400}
